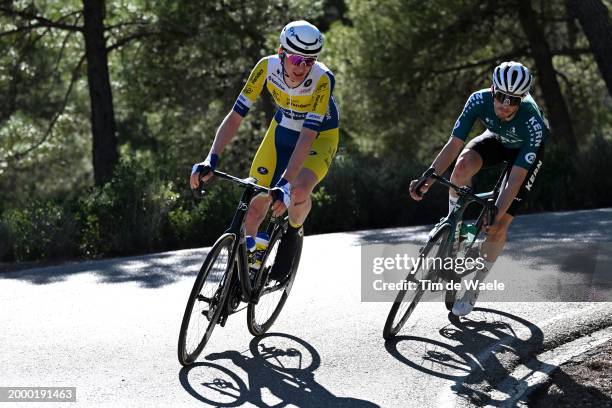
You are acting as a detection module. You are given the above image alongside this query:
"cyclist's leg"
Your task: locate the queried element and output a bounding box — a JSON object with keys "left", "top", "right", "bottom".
{"left": 269, "top": 128, "right": 338, "bottom": 280}
{"left": 449, "top": 131, "right": 505, "bottom": 213}
{"left": 288, "top": 127, "right": 339, "bottom": 226}
{"left": 481, "top": 142, "right": 545, "bottom": 266}
{"left": 480, "top": 213, "right": 513, "bottom": 264}
{"left": 245, "top": 119, "right": 281, "bottom": 237}
{"left": 453, "top": 144, "right": 545, "bottom": 316}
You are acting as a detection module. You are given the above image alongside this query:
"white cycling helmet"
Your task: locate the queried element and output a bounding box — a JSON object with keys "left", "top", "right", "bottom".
{"left": 279, "top": 20, "right": 324, "bottom": 56}
{"left": 492, "top": 61, "right": 533, "bottom": 96}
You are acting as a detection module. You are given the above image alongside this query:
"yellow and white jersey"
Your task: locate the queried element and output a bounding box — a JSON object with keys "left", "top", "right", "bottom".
{"left": 232, "top": 55, "right": 339, "bottom": 133}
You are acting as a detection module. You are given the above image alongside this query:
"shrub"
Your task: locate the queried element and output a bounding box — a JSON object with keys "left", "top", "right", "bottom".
{"left": 1, "top": 201, "right": 78, "bottom": 261}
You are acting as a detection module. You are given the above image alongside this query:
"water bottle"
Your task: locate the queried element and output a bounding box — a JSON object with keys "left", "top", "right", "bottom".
{"left": 457, "top": 223, "right": 477, "bottom": 258}
{"left": 460, "top": 223, "right": 477, "bottom": 244}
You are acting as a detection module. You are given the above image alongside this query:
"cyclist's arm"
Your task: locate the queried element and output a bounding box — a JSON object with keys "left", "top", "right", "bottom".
{"left": 495, "top": 165, "right": 528, "bottom": 219}
{"left": 208, "top": 111, "right": 243, "bottom": 157}
{"left": 428, "top": 91, "right": 483, "bottom": 178}
{"left": 429, "top": 136, "right": 465, "bottom": 177}
{"left": 494, "top": 116, "right": 545, "bottom": 220}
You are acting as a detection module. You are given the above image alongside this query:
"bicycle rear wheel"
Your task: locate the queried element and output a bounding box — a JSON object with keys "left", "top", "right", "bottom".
{"left": 178, "top": 233, "right": 236, "bottom": 366}
{"left": 383, "top": 225, "right": 451, "bottom": 340}
{"left": 247, "top": 227, "right": 302, "bottom": 336}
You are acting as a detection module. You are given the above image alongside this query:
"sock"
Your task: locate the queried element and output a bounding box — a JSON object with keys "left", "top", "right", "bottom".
{"left": 246, "top": 235, "right": 255, "bottom": 252}
{"left": 287, "top": 220, "right": 303, "bottom": 237}
{"left": 288, "top": 219, "right": 302, "bottom": 230}
{"left": 449, "top": 196, "right": 458, "bottom": 215}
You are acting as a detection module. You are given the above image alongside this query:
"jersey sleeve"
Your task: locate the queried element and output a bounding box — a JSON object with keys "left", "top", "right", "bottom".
{"left": 452, "top": 91, "right": 485, "bottom": 141}
{"left": 303, "top": 72, "right": 334, "bottom": 132}
{"left": 232, "top": 58, "right": 267, "bottom": 117}
{"left": 514, "top": 113, "right": 547, "bottom": 169}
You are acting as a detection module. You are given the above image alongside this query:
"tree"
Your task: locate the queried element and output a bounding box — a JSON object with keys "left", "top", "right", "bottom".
{"left": 518, "top": 0, "right": 576, "bottom": 148}
{"left": 326, "top": 0, "right": 599, "bottom": 156}
{"left": 82, "top": 0, "right": 118, "bottom": 186}
{"left": 0, "top": 1, "right": 156, "bottom": 186}
{"left": 568, "top": 0, "right": 612, "bottom": 96}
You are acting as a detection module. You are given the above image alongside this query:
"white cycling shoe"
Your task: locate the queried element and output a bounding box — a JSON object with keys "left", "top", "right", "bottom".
{"left": 452, "top": 267, "right": 490, "bottom": 317}
{"left": 452, "top": 288, "right": 481, "bottom": 316}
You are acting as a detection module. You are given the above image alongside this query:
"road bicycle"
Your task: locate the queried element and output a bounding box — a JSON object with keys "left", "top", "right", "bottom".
{"left": 178, "top": 170, "right": 302, "bottom": 365}
{"left": 383, "top": 164, "right": 510, "bottom": 340}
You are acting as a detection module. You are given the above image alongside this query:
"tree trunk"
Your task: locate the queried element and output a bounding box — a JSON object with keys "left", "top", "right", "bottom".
{"left": 568, "top": 0, "right": 612, "bottom": 96}
{"left": 82, "top": 0, "right": 118, "bottom": 186}
{"left": 518, "top": 0, "right": 576, "bottom": 149}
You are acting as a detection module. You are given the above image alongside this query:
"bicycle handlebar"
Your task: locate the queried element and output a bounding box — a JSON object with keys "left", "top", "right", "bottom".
{"left": 196, "top": 169, "right": 271, "bottom": 196}
{"left": 415, "top": 168, "right": 492, "bottom": 208}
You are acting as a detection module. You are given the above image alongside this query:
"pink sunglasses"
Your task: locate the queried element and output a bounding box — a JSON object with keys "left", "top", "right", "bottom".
{"left": 281, "top": 51, "right": 317, "bottom": 67}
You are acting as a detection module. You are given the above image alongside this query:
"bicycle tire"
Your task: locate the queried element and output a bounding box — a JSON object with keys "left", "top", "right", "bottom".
{"left": 383, "top": 225, "right": 451, "bottom": 340}
{"left": 246, "top": 227, "right": 303, "bottom": 336}
{"left": 178, "top": 233, "right": 236, "bottom": 366}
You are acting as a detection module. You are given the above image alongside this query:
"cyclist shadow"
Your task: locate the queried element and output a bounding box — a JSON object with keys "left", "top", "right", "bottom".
{"left": 384, "top": 307, "right": 600, "bottom": 406}
{"left": 179, "top": 332, "right": 379, "bottom": 407}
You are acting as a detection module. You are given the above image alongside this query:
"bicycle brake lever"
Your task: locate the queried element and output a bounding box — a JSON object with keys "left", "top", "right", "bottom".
{"left": 192, "top": 176, "right": 210, "bottom": 198}
{"left": 414, "top": 168, "right": 436, "bottom": 197}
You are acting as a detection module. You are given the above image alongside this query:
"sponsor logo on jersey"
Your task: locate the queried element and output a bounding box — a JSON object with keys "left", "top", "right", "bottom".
{"left": 525, "top": 160, "right": 543, "bottom": 191}
{"left": 304, "top": 79, "right": 312, "bottom": 87}
{"left": 250, "top": 67, "right": 264, "bottom": 84}
{"left": 527, "top": 116, "right": 544, "bottom": 147}
{"left": 312, "top": 94, "right": 323, "bottom": 111}
{"left": 453, "top": 119, "right": 461, "bottom": 130}
{"left": 269, "top": 75, "right": 287, "bottom": 91}
{"left": 272, "top": 89, "right": 281, "bottom": 102}
{"left": 257, "top": 167, "right": 268, "bottom": 175}
{"left": 525, "top": 152, "right": 536, "bottom": 164}
{"left": 309, "top": 150, "right": 317, "bottom": 156}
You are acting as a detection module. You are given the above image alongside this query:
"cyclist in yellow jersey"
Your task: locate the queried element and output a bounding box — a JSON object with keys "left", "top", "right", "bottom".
{"left": 190, "top": 20, "right": 339, "bottom": 280}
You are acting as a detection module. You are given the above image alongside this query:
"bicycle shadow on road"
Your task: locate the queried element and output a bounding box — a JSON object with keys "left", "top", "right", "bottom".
{"left": 179, "top": 332, "right": 379, "bottom": 407}
{"left": 384, "top": 307, "right": 608, "bottom": 406}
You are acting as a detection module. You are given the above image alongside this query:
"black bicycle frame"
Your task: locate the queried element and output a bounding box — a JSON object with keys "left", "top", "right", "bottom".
{"left": 420, "top": 161, "right": 513, "bottom": 277}
{"left": 205, "top": 170, "right": 271, "bottom": 304}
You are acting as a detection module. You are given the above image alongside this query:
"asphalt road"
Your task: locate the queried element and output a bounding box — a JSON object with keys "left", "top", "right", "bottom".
{"left": 1, "top": 208, "right": 611, "bottom": 407}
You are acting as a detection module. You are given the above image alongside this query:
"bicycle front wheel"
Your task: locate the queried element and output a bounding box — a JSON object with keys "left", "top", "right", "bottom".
{"left": 247, "top": 228, "right": 303, "bottom": 336}
{"left": 178, "top": 233, "right": 236, "bottom": 366}
{"left": 383, "top": 225, "right": 451, "bottom": 340}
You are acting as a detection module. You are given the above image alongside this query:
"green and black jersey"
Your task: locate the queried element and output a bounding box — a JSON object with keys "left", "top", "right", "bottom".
{"left": 452, "top": 89, "right": 549, "bottom": 169}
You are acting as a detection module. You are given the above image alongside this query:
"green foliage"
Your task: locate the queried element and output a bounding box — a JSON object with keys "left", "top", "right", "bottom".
{"left": 1, "top": 200, "right": 78, "bottom": 262}
{"left": 76, "top": 157, "right": 180, "bottom": 257}
{"left": 325, "top": 0, "right": 609, "bottom": 158}
{"left": 0, "top": 0, "right": 611, "bottom": 264}
{"left": 309, "top": 151, "right": 443, "bottom": 233}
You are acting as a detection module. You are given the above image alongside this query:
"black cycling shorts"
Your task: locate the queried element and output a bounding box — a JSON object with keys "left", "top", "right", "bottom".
{"left": 465, "top": 130, "right": 545, "bottom": 216}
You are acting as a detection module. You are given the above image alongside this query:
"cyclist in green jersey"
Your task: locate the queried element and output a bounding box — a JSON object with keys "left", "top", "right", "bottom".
{"left": 409, "top": 61, "right": 549, "bottom": 316}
